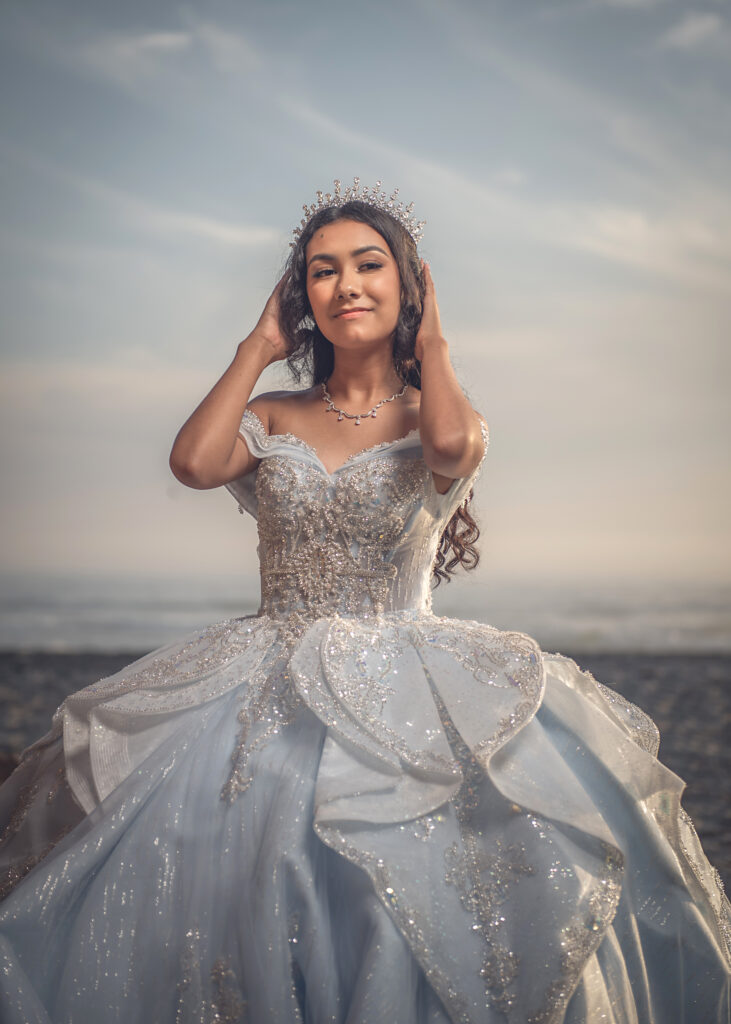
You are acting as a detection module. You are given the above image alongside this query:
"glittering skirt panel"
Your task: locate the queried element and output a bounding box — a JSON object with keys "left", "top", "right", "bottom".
{"left": 0, "top": 612, "right": 729, "bottom": 1024}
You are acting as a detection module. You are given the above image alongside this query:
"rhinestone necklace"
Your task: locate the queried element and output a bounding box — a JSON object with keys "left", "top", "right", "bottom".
{"left": 321, "top": 379, "right": 408, "bottom": 425}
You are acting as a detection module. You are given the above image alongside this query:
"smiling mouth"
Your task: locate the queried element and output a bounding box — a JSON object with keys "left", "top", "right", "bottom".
{"left": 337, "top": 308, "right": 371, "bottom": 318}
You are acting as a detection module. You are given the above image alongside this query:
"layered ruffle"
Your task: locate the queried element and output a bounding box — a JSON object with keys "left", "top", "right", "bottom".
{"left": 0, "top": 612, "right": 729, "bottom": 1023}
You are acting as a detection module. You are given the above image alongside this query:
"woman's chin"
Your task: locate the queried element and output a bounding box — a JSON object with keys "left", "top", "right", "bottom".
{"left": 321, "top": 320, "right": 398, "bottom": 350}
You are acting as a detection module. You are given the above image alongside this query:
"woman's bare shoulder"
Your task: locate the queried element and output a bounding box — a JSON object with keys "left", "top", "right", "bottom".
{"left": 246, "top": 388, "right": 317, "bottom": 432}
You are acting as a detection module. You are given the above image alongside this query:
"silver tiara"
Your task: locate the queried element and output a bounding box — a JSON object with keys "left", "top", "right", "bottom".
{"left": 291, "top": 177, "right": 425, "bottom": 246}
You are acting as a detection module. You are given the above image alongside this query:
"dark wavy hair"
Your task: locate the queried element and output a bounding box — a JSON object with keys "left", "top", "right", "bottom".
{"left": 277, "top": 200, "right": 480, "bottom": 586}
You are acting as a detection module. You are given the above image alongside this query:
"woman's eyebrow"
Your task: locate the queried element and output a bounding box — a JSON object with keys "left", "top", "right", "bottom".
{"left": 307, "top": 245, "right": 389, "bottom": 267}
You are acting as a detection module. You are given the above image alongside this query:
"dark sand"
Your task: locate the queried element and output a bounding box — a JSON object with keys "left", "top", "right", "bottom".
{"left": 0, "top": 650, "right": 728, "bottom": 890}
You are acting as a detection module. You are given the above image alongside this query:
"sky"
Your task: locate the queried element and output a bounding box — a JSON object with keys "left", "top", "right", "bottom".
{"left": 1, "top": 0, "right": 730, "bottom": 604}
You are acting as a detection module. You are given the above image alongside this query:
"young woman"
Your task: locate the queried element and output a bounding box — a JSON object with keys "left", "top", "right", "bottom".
{"left": 0, "top": 179, "right": 728, "bottom": 1023}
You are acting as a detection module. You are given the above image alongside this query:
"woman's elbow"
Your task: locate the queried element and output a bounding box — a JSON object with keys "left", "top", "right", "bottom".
{"left": 169, "top": 449, "right": 209, "bottom": 489}
{"left": 424, "top": 427, "right": 482, "bottom": 477}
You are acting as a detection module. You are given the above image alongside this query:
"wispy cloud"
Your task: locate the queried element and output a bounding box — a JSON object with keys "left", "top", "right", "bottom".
{"left": 76, "top": 29, "right": 193, "bottom": 88}
{"left": 278, "top": 96, "right": 731, "bottom": 293}
{"left": 7, "top": 10, "right": 262, "bottom": 103}
{"left": 656, "top": 11, "right": 728, "bottom": 50}
{"left": 421, "top": 0, "right": 731, "bottom": 191}
{"left": 0, "top": 359, "right": 207, "bottom": 415}
{"left": 74, "top": 18, "right": 260, "bottom": 90}
{"left": 187, "top": 20, "right": 260, "bottom": 73}
{"left": 596, "top": 0, "right": 663, "bottom": 7}
{"left": 532, "top": 0, "right": 664, "bottom": 23}
{"left": 104, "top": 189, "right": 278, "bottom": 247}
{"left": 561, "top": 203, "right": 731, "bottom": 291}
{"left": 1, "top": 140, "right": 279, "bottom": 248}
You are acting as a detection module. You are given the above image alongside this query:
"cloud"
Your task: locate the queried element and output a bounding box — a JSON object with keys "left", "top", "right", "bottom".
{"left": 420, "top": 0, "right": 731, "bottom": 191}
{"left": 278, "top": 96, "right": 731, "bottom": 293}
{"left": 561, "top": 203, "right": 731, "bottom": 292}
{"left": 73, "top": 18, "right": 259, "bottom": 91}
{"left": 575, "top": 0, "right": 664, "bottom": 10}
{"left": 76, "top": 29, "right": 193, "bottom": 87}
{"left": 656, "top": 12, "right": 727, "bottom": 50}
{"left": 187, "top": 20, "right": 260, "bottom": 73}
{"left": 132, "top": 31, "right": 191, "bottom": 53}
{"left": 490, "top": 167, "right": 528, "bottom": 188}
{"left": 595, "top": 0, "right": 662, "bottom": 7}
{"left": 278, "top": 94, "right": 534, "bottom": 212}
{"left": 0, "top": 360, "right": 194, "bottom": 415}
{"left": 114, "top": 195, "right": 279, "bottom": 248}
{"left": 0, "top": 139, "right": 280, "bottom": 249}
{"left": 3, "top": 10, "right": 261, "bottom": 103}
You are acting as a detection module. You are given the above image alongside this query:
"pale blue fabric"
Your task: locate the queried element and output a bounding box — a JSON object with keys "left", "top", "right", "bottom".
{"left": 0, "top": 410, "right": 728, "bottom": 1023}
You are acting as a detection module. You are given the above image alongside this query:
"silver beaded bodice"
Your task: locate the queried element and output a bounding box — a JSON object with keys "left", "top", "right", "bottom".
{"left": 227, "top": 410, "right": 489, "bottom": 641}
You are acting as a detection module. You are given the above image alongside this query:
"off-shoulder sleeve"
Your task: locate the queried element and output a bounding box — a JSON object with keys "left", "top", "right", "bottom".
{"left": 425, "top": 418, "right": 490, "bottom": 521}
{"left": 224, "top": 409, "right": 271, "bottom": 519}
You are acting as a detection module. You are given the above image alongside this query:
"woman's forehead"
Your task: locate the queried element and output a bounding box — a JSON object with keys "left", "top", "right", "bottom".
{"left": 306, "top": 219, "right": 391, "bottom": 257}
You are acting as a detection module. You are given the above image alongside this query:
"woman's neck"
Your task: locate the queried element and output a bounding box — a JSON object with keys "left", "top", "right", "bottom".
{"left": 325, "top": 348, "right": 404, "bottom": 406}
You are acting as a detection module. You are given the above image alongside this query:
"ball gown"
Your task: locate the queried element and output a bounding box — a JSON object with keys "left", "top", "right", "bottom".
{"left": 0, "top": 408, "right": 729, "bottom": 1024}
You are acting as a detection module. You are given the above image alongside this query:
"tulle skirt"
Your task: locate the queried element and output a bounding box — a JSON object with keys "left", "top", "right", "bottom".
{"left": 0, "top": 612, "right": 729, "bottom": 1023}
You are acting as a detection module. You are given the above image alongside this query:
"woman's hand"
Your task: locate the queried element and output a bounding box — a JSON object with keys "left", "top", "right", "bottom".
{"left": 414, "top": 261, "right": 445, "bottom": 362}
{"left": 246, "top": 273, "right": 291, "bottom": 366}
{"left": 415, "top": 259, "right": 483, "bottom": 481}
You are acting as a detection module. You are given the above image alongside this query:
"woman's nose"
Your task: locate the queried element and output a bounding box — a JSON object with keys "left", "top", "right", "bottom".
{"left": 337, "top": 276, "right": 360, "bottom": 298}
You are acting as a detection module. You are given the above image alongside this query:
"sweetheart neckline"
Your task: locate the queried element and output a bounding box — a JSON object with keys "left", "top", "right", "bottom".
{"left": 242, "top": 408, "right": 422, "bottom": 478}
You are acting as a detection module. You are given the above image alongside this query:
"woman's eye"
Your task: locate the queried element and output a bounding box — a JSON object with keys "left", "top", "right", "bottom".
{"left": 311, "top": 261, "right": 381, "bottom": 279}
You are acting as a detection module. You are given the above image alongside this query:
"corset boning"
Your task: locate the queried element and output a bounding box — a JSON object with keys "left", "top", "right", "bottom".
{"left": 254, "top": 453, "right": 434, "bottom": 635}
{"left": 256, "top": 515, "right": 436, "bottom": 622}
{"left": 259, "top": 535, "right": 399, "bottom": 622}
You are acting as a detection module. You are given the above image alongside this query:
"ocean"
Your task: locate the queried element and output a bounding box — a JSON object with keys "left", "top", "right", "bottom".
{"left": 1, "top": 571, "right": 730, "bottom": 654}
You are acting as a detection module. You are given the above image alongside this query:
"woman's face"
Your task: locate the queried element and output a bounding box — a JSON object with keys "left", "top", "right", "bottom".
{"left": 305, "top": 219, "right": 401, "bottom": 349}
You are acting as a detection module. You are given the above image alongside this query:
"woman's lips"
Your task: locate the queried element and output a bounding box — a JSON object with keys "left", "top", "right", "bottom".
{"left": 337, "top": 309, "right": 371, "bottom": 319}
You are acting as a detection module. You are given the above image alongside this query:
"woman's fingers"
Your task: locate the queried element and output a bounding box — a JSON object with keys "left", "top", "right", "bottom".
{"left": 419, "top": 260, "right": 442, "bottom": 335}
{"left": 268, "top": 271, "right": 289, "bottom": 310}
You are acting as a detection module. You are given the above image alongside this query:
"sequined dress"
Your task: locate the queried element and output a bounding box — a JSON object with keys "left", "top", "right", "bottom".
{"left": 0, "top": 409, "right": 729, "bottom": 1024}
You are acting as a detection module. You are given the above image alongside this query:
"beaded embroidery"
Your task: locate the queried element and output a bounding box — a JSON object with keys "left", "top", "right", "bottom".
{"left": 210, "top": 957, "right": 248, "bottom": 1023}
{"left": 312, "top": 822, "right": 474, "bottom": 1024}
{"left": 56, "top": 617, "right": 275, "bottom": 720}
{"left": 594, "top": 679, "right": 660, "bottom": 756}
{"left": 526, "top": 841, "right": 624, "bottom": 1024}
{"left": 0, "top": 753, "right": 75, "bottom": 900}
{"left": 254, "top": 453, "right": 428, "bottom": 645}
{"left": 0, "top": 752, "right": 65, "bottom": 845}
{"left": 444, "top": 837, "right": 533, "bottom": 1014}
{"left": 237, "top": 405, "right": 426, "bottom": 475}
{"left": 0, "top": 823, "right": 75, "bottom": 901}
{"left": 677, "top": 806, "right": 731, "bottom": 961}
{"left": 175, "top": 927, "right": 203, "bottom": 1024}
{"left": 222, "top": 420, "right": 488, "bottom": 801}
{"left": 220, "top": 654, "right": 302, "bottom": 803}
{"left": 427, "top": 668, "right": 535, "bottom": 1014}
{"left": 417, "top": 620, "right": 544, "bottom": 762}
{"left": 298, "top": 614, "right": 543, "bottom": 779}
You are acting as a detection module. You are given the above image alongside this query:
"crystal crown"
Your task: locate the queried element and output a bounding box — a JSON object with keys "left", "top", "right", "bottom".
{"left": 292, "top": 177, "right": 425, "bottom": 246}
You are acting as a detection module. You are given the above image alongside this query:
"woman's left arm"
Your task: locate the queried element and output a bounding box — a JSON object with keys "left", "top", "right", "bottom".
{"left": 416, "top": 262, "right": 485, "bottom": 479}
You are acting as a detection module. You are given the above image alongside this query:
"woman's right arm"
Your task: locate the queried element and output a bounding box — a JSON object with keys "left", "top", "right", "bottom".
{"left": 169, "top": 280, "right": 288, "bottom": 489}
